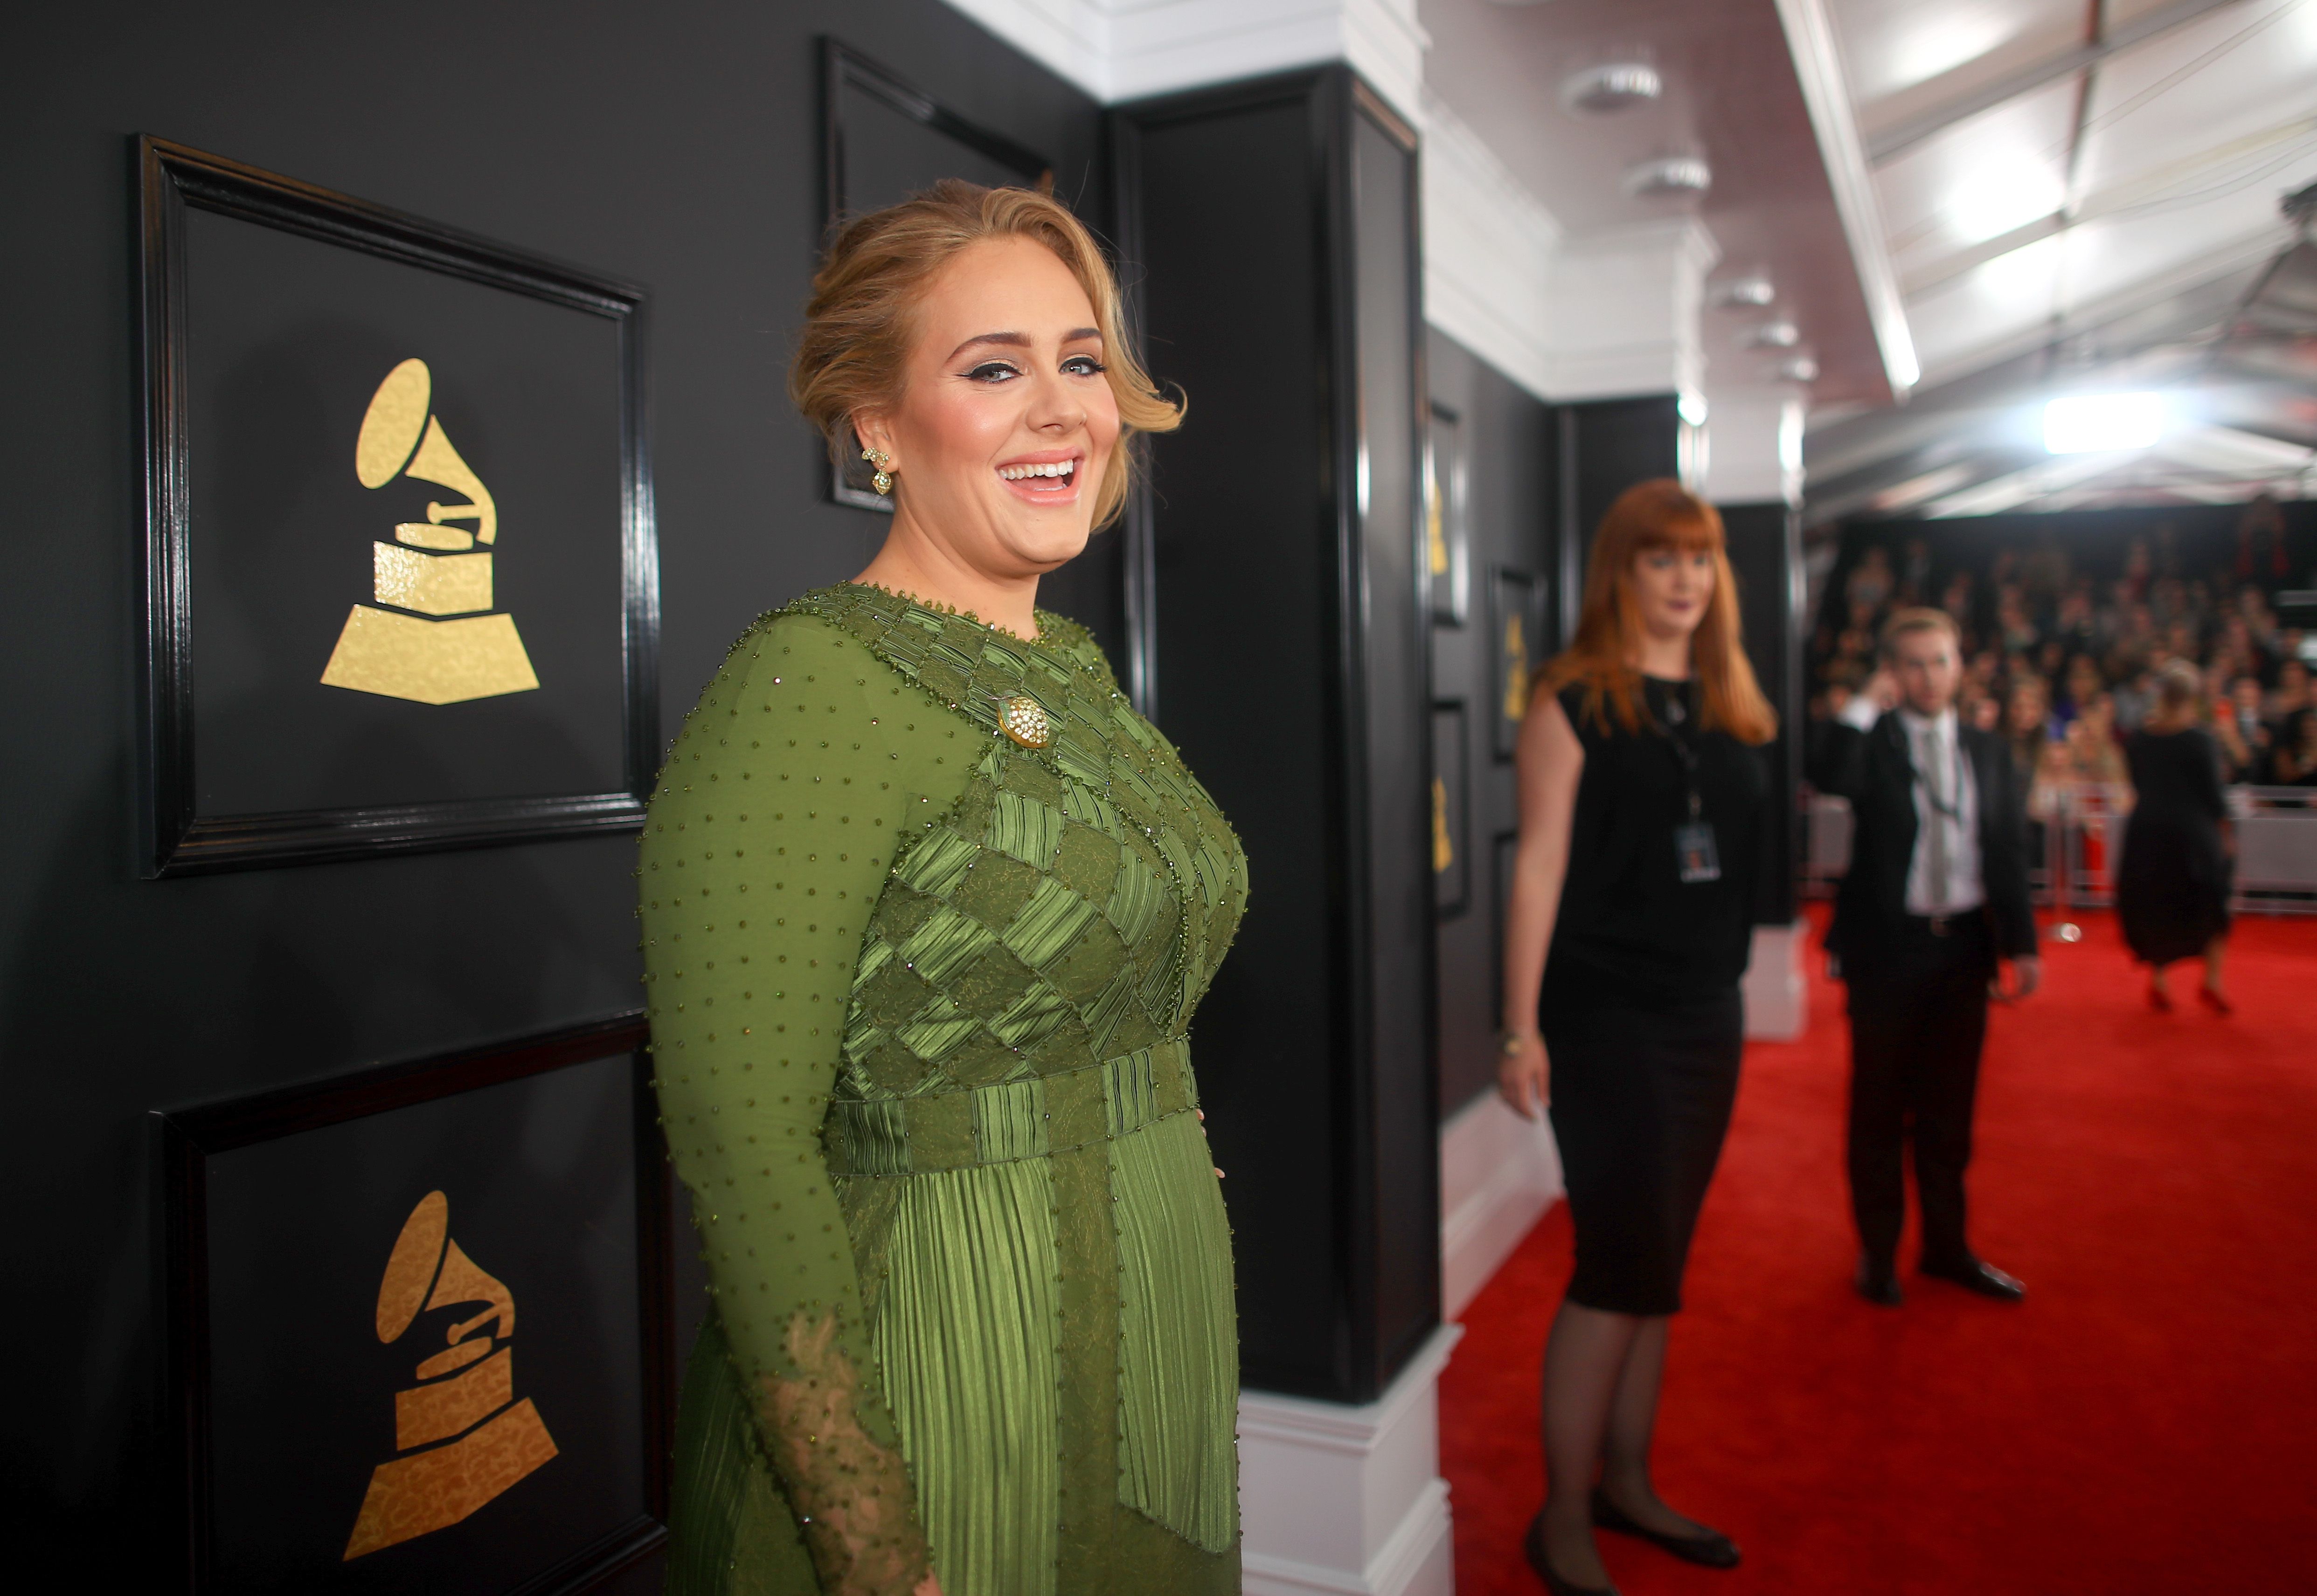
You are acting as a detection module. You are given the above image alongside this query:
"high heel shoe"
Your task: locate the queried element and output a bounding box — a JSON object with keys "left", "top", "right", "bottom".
{"left": 1591, "top": 1489, "right": 1742, "bottom": 1568}
{"left": 2199, "top": 985, "right": 2234, "bottom": 1015}
{"left": 1524, "top": 1508, "right": 1620, "bottom": 1596}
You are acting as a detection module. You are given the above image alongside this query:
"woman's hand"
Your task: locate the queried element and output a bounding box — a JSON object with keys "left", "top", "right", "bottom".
{"left": 1498, "top": 1033, "right": 1549, "bottom": 1120}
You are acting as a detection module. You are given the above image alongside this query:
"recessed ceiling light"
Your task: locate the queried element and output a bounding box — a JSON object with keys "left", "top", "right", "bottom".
{"left": 1623, "top": 156, "right": 1711, "bottom": 198}
{"left": 1778, "top": 354, "right": 1821, "bottom": 383}
{"left": 1561, "top": 62, "right": 1663, "bottom": 114}
{"left": 1743, "top": 320, "right": 1801, "bottom": 349}
{"left": 1711, "top": 275, "right": 1776, "bottom": 309}
{"left": 2043, "top": 393, "right": 2164, "bottom": 454}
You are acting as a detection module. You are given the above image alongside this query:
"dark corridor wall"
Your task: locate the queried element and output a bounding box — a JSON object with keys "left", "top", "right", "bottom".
{"left": 1426, "top": 330, "right": 1558, "bottom": 1114}
{"left": 1, "top": 2, "right": 1101, "bottom": 1577}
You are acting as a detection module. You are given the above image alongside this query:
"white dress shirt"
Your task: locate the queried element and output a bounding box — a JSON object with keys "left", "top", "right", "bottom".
{"left": 1838, "top": 697, "right": 1984, "bottom": 915}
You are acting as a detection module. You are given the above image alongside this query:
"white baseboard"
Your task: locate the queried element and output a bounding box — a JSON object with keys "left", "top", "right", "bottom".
{"left": 1742, "top": 919, "right": 1810, "bottom": 1041}
{"left": 1238, "top": 1325, "right": 1464, "bottom": 1596}
{"left": 1242, "top": 1477, "right": 1452, "bottom": 1595}
{"left": 1438, "top": 1090, "right": 1563, "bottom": 1320}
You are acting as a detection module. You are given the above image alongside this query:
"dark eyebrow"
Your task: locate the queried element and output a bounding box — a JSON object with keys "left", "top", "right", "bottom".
{"left": 950, "top": 332, "right": 1030, "bottom": 360}
{"left": 946, "top": 328, "right": 1105, "bottom": 362}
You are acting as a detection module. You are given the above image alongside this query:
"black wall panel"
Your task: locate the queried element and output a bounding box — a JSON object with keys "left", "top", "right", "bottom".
{"left": 1117, "top": 68, "right": 1439, "bottom": 1403}
{"left": 1425, "top": 332, "right": 1557, "bottom": 1114}
{"left": 1722, "top": 500, "right": 1805, "bottom": 925}
{"left": 1557, "top": 394, "right": 1684, "bottom": 644}
{"left": 0, "top": 3, "right": 1102, "bottom": 1580}
{"left": 1349, "top": 105, "right": 1438, "bottom": 1384}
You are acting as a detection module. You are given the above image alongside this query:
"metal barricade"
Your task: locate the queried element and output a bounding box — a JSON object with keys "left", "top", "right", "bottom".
{"left": 1800, "top": 775, "right": 2317, "bottom": 914}
{"left": 2234, "top": 786, "right": 2317, "bottom": 914}
{"left": 2051, "top": 783, "right": 2132, "bottom": 912}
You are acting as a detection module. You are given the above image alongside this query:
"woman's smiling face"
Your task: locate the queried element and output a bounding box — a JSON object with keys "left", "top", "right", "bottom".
{"left": 857, "top": 235, "right": 1122, "bottom": 582}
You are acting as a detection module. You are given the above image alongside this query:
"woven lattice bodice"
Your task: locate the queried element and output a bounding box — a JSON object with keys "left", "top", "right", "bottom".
{"left": 783, "top": 584, "right": 1248, "bottom": 1108}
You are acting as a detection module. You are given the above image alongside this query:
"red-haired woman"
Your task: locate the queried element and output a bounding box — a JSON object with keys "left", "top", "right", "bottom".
{"left": 1499, "top": 480, "right": 1777, "bottom": 1594}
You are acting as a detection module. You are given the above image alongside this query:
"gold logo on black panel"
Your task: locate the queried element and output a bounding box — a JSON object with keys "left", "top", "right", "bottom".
{"left": 1502, "top": 612, "right": 1530, "bottom": 723}
{"left": 320, "top": 359, "right": 541, "bottom": 704}
{"left": 342, "top": 1190, "right": 558, "bottom": 1560}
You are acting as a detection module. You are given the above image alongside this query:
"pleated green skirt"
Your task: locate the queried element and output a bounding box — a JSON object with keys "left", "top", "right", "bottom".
{"left": 666, "top": 1109, "right": 1241, "bottom": 1596}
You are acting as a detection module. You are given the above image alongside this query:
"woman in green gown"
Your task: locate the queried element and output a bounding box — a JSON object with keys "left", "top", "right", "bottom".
{"left": 639, "top": 181, "right": 1246, "bottom": 1596}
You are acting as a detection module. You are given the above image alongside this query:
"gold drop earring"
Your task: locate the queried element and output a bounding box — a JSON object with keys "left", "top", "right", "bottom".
{"left": 862, "top": 447, "right": 895, "bottom": 496}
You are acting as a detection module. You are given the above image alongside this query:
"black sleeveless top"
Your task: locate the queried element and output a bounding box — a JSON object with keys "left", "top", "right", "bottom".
{"left": 1542, "top": 677, "right": 1768, "bottom": 1009}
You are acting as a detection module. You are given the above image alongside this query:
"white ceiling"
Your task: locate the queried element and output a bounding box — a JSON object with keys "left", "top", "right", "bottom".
{"left": 1416, "top": 0, "right": 2317, "bottom": 515}
{"left": 1418, "top": 0, "right": 1892, "bottom": 405}
{"left": 1810, "top": 0, "right": 2317, "bottom": 517}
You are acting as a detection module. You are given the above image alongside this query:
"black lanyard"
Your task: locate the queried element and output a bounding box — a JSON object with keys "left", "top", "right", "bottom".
{"left": 1659, "top": 688, "right": 1705, "bottom": 822}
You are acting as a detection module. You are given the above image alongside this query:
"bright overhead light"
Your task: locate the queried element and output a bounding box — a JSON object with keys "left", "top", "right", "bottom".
{"left": 1561, "top": 62, "right": 1663, "bottom": 114}
{"left": 1711, "top": 275, "right": 1776, "bottom": 309}
{"left": 1624, "top": 155, "right": 1712, "bottom": 198}
{"left": 2043, "top": 393, "right": 2164, "bottom": 455}
{"left": 1742, "top": 319, "right": 1801, "bottom": 349}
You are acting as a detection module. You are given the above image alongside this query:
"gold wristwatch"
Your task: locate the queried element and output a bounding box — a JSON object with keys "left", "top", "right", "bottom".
{"left": 1498, "top": 1029, "right": 1536, "bottom": 1057}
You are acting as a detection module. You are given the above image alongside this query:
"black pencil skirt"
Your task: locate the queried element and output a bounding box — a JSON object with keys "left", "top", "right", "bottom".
{"left": 1543, "top": 986, "right": 1744, "bottom": 1316}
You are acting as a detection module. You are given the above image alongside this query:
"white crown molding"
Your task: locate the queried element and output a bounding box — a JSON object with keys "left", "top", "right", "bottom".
{"left": 938, "top": 0, "right": 1429, "bottom": 125}
{"left": 1548, "top": 219, "right": 1722, "bottom": 402}
{"left": 1419, "top": 91, "right": 1563, "bottom": 403}
{"left": 1703, "top": 387, "right": 1807, "bottom": 506}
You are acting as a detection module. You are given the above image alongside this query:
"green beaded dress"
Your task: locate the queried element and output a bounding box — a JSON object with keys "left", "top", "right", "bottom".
{"left": 640, "top": 583, "right": 1248, "bottom": 1596}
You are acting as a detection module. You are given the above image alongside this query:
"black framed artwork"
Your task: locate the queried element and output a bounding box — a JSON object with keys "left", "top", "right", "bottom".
{"left": 1490, "top": 567, "right": 1546, "bottom": 760}
{"left": 136, "top": 136, "right": 659, "bottom": 877}
{"left": 159, "top": 1015, "right": 671, "bottom": 1595}
{"left": 1491, "top": 829, "right": 1520, "bottom": 1023}
{"left": 1432, "top": 700, "right": 1471, "bottom": 918}
{"left": 1425, "top": 403, "right": 1470, "bottom": 626}
{"left": 820, "top": 39, "right": 1053, "bottom": 511}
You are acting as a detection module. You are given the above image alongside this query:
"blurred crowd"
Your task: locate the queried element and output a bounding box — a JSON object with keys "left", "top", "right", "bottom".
{"left": 1810, "top": 499, "right": 2317, "bottom": 805}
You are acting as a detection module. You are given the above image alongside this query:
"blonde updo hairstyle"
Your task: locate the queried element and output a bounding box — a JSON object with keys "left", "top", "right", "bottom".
{"left": 789, "top": 179, "right": 1183, "bottom": 530}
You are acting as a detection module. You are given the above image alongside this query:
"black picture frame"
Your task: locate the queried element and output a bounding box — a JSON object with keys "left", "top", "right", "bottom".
{"left": 1490, "top": 567, "right": 1545, "bottom": 761}
{"left": 819, "top": 40, "right": 1054, "bottom": 512}
{"left": 136, "top": 136, "right": 659, "bottom": 877}
{"left": 1491, "top": 829, "right": 1520, "bottom": 1023}
{"left": 158, "top": 1014, "right": 671, "bottom": 1596}
{"left": 1425, "top": 403, "right": 1470, "bottom": 626}
{"left": 1432, "top": 700, "right": 1471, "bottom": 918}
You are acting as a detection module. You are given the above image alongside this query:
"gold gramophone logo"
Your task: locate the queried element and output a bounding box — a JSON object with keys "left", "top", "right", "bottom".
{"left": 343, "top": 1190, "right": 558, "bottom": 1561}
{"left": 319, "top": 359, "right": 541, "bottom": 705}
{"left": 1502, "top": 610, "right": 1530, "bottom": 723}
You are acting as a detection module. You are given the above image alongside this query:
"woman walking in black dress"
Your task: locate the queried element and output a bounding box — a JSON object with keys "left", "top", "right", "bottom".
{"left": 2118, "top": 660, "right": 2234, "bottom": 1013}
{"left": 1499, "top": 480, "right": 1776, "bottom": 1595}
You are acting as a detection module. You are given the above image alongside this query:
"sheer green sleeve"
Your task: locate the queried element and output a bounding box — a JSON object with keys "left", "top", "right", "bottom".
{"left": 641, "top": 610, "right": 971, "bottom": 1596}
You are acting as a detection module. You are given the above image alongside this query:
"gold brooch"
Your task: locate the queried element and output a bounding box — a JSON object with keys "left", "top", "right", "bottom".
{"left": 999, "top": 694, "right": 1052, "bottom": 749}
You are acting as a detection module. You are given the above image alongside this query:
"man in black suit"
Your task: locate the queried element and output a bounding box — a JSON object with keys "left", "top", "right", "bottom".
{"left": 1811, "top": 608, "right": 2040, "bottom": 1306}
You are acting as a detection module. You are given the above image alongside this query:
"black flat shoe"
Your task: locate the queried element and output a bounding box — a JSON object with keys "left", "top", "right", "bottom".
{"left": 1591, "top": 1490, "right": 1742, "bottom": 1569}
{"left": 1856, "top": 1255, "right": 1903, "bottom": 1307}
{"left": 1525, "top": 1508, "right": 1620, "bottom": 1595}
{"left": 1921, "top": 1255, "right": 2026, "bottom": 1302}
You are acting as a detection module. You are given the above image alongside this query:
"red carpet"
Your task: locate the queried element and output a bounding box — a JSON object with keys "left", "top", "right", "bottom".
{"left": 1440, "top": 907, "right": 2317, "bottom": 1595}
